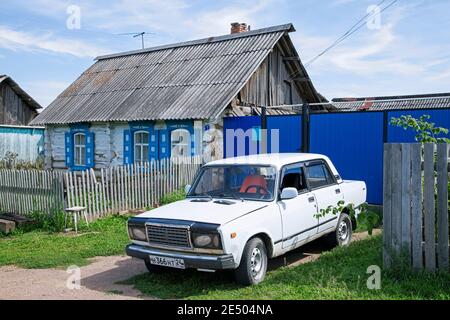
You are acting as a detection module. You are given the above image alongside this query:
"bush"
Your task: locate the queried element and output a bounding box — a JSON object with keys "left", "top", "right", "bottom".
{"left": 159, "top": 189, "right": 186, "bottom": 206}
{"left": 0, "top": 152, "right": 44, "bottom": 170}
{"left": 24, "top": 210, "right": 66, "bottom": 233}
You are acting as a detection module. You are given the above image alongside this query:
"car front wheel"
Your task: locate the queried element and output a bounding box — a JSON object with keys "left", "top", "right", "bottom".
{"left": 234, "top": 237, "right": 268, "bottom": 286}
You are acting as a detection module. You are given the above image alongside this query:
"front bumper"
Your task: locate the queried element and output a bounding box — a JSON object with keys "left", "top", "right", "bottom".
{"left": 126, "top": 244, "right": 236, "bottom": 270}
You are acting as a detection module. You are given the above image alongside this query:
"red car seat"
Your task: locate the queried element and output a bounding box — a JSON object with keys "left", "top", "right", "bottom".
{"left": 239, "top": 175, "right": 268, "bottom": 194}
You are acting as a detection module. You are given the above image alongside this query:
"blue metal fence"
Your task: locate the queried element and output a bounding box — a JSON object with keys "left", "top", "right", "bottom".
{"left": 223, "top": 108, "right": 450, "bottom": 205}
{"left": 310, "top": 112, "right": 384, "bottom": 204}
{"left": 268, "top": 115, "right": 302, "bottom": 153}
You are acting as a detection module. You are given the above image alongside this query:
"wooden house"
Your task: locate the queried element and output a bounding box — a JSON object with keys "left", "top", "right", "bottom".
{"left": 0, "top": 75, "right": 41, "bottom": 125}
{"left": 30, "top": 23, "right": 327, "bottom": 170}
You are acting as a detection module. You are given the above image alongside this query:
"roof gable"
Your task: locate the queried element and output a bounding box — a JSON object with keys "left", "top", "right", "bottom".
{"left": 0, "top": 75, "right": 42, "bottom": 111}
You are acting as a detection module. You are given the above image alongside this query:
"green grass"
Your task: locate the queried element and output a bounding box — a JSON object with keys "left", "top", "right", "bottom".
{"left": 0, "top": 215, "right": 130, "bottom": 269}
{"left": 122, "top": 235, "right": 450, "bottom": 300}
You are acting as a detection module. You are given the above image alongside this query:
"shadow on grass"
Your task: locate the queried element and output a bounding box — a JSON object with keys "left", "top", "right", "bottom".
{"left": 120, "top": 236, "right": 450, "bottom": 300}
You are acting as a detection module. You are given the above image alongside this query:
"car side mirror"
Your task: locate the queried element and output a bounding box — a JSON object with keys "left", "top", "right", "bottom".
{"left": 184, "top": 185, "right": 192, "bottom": 195}
{"left": 280, "top": 188, "right": 298, "bottom": 200}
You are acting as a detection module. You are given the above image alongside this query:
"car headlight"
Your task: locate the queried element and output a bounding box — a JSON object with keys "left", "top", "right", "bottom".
{"left": 192, "top": 233, "right": 222, "bottom": 249}
{"left": 128, "top": 224, "right": 147, "bottom": 241}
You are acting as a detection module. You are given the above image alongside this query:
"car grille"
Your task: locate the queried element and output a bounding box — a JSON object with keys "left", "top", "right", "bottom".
{"left": 146, "top": 224, "right": 192, "bottom": 248}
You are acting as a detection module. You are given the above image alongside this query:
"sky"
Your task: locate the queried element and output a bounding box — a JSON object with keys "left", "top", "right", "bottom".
{"left": 0, "top": 0, "right": 449, "bottom": 108}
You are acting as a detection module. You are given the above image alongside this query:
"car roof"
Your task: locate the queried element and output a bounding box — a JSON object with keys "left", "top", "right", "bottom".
{"left": 205, "top": 153, "right": 329, "bottom": 169}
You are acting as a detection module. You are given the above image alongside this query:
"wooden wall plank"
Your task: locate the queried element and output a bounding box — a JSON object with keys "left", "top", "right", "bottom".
{"left": 410, "top": 143, "right": 423, "bottom": 269}
{"left": 401, "top": 143, "right": 412, "bottom": 257}
{"left": 436, "top": 143, "right": 449, "bottom": 271}
{"left": 423, "top": 143, "right": 436, "bottom": 271}
{"left": 391, "top": 143, "right": 403, "bottom": 254}
{"left": 383, "top": 143, "right": 393, "bottom": 268}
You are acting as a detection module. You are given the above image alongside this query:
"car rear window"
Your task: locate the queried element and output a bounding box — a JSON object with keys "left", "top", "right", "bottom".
{"left": 306, "top": 162, "right": 335, "bottom": 189}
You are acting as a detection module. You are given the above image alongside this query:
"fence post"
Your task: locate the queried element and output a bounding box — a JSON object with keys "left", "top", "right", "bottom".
{"left": 301, "top": 103, "right": 310, "bottom": 153}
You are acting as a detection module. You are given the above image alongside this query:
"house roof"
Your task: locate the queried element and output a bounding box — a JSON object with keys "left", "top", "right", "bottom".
{"left": 332, "top": 93, "right": 450, "bottom": 112}
{"left": 0, "top": 75, "right": 42, "bottom": 111}
{"left": 30, "top": 24, "right": 322, "bottom": 126}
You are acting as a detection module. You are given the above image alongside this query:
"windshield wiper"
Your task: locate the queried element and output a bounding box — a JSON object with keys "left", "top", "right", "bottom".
{"left": 193, "top": 193, "right": 213, "bottom": 201}
{"left": 215, "top": 192, "right": 245, "bottom": 202}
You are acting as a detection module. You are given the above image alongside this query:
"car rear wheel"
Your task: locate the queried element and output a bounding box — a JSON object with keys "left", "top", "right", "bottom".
{"left": 325, "top": 213, "right": 352, "bottom": 247}
{"left": 234, "top": 237, "right": 268, "bottom": 286}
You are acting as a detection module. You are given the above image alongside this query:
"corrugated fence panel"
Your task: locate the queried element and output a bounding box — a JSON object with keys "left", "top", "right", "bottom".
{"left": 0, "top": 126, "right": 45, "bottom": 162}
{"left": 310, "top": 112, "right": 384, "bottom": 204}
{"left": 223, "top": 116, "right": 261, "bottom": 158}
{"left": 267, "top": 115, "right": 301, "bottom": 153}
{"left": 388, "top": 109, "right": 450, "bottom": 142}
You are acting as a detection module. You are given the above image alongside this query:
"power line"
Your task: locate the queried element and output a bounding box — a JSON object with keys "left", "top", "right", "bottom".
{"left": 291, "top": 0, "right": 398, "bottom": 78}
{"left": 305, "top": 0, "right": 399, "bottom": 67}
{"left": 306, "top": 0, "right": 387, "bottom": 66}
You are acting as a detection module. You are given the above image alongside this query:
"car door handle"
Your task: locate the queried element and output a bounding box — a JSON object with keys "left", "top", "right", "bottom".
{"left": 335, "top": 189, "right": 341, "bottom": 194}
{"left": 308, "top": 196, "right": 315, "bottom": 203}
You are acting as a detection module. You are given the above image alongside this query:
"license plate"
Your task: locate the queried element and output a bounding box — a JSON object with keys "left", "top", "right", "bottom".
{"left": 149, "top": 255, "right": 185, "bottom": 269}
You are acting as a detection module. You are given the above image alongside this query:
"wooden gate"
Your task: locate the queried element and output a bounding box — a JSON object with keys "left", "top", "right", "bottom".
{"left": 383, "top": 143, "right": 449, "bottom": 271}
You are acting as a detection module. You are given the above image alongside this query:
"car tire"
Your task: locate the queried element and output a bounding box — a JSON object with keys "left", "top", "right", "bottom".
{"left": 325, "top": 213, "right": 353, "bottom": 247}
{"left": 234, "top": 237, "right": 268, "bottom": 286}
{"left": 144, "top": 258, "right": 168, "bottom": 274}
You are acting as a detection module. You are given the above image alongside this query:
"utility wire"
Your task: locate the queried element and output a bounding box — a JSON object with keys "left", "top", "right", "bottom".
{"left": 312, "top": 0, "right": 388, "bottom": 61}
{"left": 305, "top": 0, "right": 398, "bottom": 67}
{"left": 290, "top": 0, "right": 398, "bottom": 79}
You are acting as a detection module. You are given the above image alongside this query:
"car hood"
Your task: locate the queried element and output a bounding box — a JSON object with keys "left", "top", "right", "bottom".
{"left": 136, "top": 198, "right": 269, "bottom": 225}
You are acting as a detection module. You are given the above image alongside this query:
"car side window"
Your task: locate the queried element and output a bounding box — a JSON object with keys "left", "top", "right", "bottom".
{"left": 281, "top": 165, "right": 308, "bottom": 193}
{"left": 305, "top": 162, "right": 335, "bottom": 189}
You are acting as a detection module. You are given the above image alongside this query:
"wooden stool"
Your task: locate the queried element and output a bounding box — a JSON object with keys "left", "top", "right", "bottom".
{"left": 65, "top": 206, "right": 89, "bottom": 234}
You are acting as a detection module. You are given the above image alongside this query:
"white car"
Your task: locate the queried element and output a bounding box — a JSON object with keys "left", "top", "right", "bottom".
{"left": 126, "top": 153, "right": 367, "bottom": 285}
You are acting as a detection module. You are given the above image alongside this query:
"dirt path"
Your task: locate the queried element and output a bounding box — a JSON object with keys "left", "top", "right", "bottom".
{"left": 0, "top": 255, "right": 150, "bottom": 300}
{"left": 0, "top": 230, "right": 380, "bottom": 300}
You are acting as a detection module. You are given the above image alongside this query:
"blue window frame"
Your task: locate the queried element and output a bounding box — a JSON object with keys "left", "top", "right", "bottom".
{"left": 124, "top": 121, "right": 195, "bottom": 164}
{"left": 65, "top": 125, "right": 95, "bottom": 170}
{"left": 124, "top": 123, "right": 157, "bottom": 164}
{"left": 167, "top": 121, "right": 195, "bottom": 158}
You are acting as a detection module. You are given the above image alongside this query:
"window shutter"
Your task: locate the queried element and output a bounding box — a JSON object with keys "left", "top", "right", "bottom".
{"left": 86, "top": 131, "right": 95, "bottom": 168}
{"left": 123, "top": 130, "right": 132, "bottom": 164}
{"left": 149, "top": 129, "right": 158, "bottom": 162}
{"left": 159, "top": 129, "right": 169, "bottom": 159}
{"left": 65, "top": 132, "right": 73, "bottom": 168}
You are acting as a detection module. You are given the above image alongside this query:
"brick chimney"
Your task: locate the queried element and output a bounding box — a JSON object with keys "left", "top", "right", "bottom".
{"left": 231, "top": 22, "right": 249, "bottom": 34}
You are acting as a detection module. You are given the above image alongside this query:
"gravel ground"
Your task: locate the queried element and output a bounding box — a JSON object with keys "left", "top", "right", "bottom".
{"left": 0, "top": 229, "right": 380, "bottom": 300}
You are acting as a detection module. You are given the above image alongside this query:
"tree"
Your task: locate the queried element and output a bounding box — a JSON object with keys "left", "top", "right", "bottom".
{"left": 390, "top": 115, "right": 450, "bottom": 143}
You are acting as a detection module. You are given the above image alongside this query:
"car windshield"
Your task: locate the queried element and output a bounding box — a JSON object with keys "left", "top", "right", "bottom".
{"left": 188, "top": 165, "right": 277, "bottom": 201}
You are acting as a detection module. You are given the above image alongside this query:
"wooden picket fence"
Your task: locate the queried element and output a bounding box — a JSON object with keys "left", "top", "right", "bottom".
{"left": 383, "top": 143, "right": 449, "bottom": 272}
{"left": 0, "top": 156, "right": 202, "bottom": 220}
{"left": 64, "top": 156, "right": 202, "bottom": 221}
{"left": 0, "top": 169, "right": 65, "bottom": 215}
